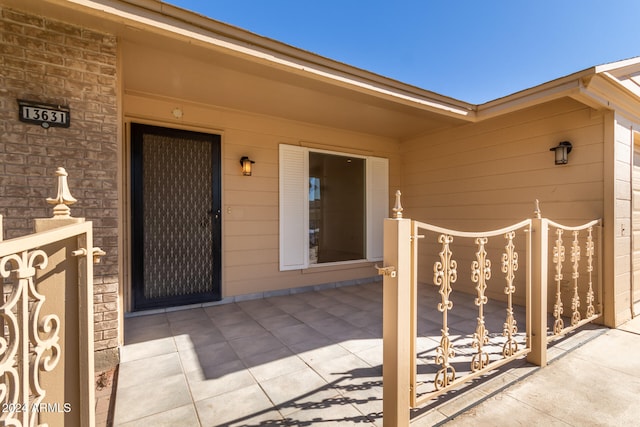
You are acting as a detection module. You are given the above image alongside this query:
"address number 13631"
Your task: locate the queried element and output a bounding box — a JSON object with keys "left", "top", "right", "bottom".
{"left": 18, "top": 99, "right": 70, "bottom": 128}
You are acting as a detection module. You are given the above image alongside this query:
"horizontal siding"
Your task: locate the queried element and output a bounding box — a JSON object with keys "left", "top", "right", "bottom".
{"left": 225, "top": 249, "right": 278, "bottom": 267}
{"left": 403, "top": 98, "right": 606, "bottom": 306}
{"left": 402, "top": 98, "right": 605, "bottom": 229}
{"left": 404, "top": 123, "right": 603, "bottom": 186}
{"left": 225, "top": 264, "right": 377, "bottom": 296}
{"left": 125, "top": 93, "right": 399, "bottom": 298}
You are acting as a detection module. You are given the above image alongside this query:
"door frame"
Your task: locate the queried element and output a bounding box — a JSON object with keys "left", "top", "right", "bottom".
{"left": 129, "top": 123, "right": 222, "bottom": 310}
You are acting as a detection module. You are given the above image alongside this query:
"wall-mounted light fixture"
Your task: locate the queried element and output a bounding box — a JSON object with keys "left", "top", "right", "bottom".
{"left": 240, "top": 156, "right": 255, "bottom": 176}
{"left": 550, "top": 141, "right": 572, "bottom": 165}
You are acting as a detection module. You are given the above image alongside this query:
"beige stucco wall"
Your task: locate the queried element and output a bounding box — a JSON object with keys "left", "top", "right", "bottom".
{"left": 123, "top": 92, "right": 401, "bottom": 308}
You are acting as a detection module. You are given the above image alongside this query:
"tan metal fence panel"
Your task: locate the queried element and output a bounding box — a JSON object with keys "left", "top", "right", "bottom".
{"left": 0, "top": 221, "right": 95, "bottom": 426}
{"left": 545, "top": 219, "right": 603, "bottom": 341}
{"left": 410, "top": 219, "right": 532, "bottom": 406}
{"left": 382, "top": 192, "right": 604, "bottom": 422}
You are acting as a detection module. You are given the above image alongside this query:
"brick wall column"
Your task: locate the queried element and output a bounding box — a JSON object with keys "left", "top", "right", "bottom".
{"left": 0, "top": 6, "right": 120, "bottom": 370}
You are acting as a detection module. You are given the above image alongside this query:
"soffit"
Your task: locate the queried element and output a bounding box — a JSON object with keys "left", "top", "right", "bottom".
{"left": 121, "top": 38, "right": 467, "bottom": 139}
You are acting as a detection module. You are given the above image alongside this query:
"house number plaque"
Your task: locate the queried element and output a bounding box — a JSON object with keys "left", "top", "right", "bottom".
{"left": 18, "top": 99, "right": 70, "bottom": 128}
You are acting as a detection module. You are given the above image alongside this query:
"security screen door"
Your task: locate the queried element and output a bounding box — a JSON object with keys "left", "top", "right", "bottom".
{"left": 131, "top": 123, "right": 221, "bottom": 310}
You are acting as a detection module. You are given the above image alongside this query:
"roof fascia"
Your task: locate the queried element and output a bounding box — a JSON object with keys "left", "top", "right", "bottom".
{"left": 579, "top": 72, "right": 640, "bottom": 123}
{"left": 476, "top": 66, "right": 640, "bottom": 124}
{"left": 475, "top": 58, "right": 640, "bottom": 123}
{"left": 594, "top": 57, "right": 640, "bottom": 76}
{"left": 45, "top": 0, "right": 476, "bottom": 120}
{"left": 475, "top": 69, "right": 596, "bottom": 121}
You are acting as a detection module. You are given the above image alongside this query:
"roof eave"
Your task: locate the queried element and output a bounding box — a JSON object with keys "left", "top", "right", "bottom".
{"left": 12, "top": 1, "right": 640, "bottom": 126}
{"left": 42, "top": 0, "right": 476, "bottom": 120}
{"left": 580, "top": 72, "right": 640, "bottom": 123}
{"left": 475, "top": 57, "right": 640, "bottom": 122}
{"left": 475, "top": 68, "right": 597, "bottom": 121}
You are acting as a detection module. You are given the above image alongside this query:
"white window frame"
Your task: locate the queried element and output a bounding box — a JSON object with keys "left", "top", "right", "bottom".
{"left": 279, "top": 144, "right": 388, "bottom": 271}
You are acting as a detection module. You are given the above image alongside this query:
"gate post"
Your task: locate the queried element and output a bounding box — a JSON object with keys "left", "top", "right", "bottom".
{"left": 382, "top": 191, "right": 412, "bottom": 427}
{"left": 34, "top": 167, "right": 95, "bottom": 426}
{"left": 528, "top": 203, "right": 548, "bottom": 367}
{"left": 35, "top": 167, "right": 85, "bottom": 232}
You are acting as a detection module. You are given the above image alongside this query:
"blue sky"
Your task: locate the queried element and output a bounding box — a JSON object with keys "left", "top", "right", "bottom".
{"left": 166, "top": 1, "right": 640, "bottom": 104}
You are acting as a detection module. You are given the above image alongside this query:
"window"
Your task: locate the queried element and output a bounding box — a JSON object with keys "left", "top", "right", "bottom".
{"left": 309, "top": 152, "right": 366, "bottom": 264}
{"left": 279, "top": 144, "right": 388, "bottom": 271}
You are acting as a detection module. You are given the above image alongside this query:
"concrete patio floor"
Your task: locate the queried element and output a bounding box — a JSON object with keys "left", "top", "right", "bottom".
{"left": 442, "top": 316, "right": 640, "bottom": 426}
{"left": 113, "top": 280, "right": 630, "bottom": 426}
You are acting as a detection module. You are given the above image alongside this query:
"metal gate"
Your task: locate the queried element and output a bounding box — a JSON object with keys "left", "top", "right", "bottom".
{"left": 0, "top": 168, "right": 100, "bottom": 426}
{"left": 380, "top": 192, "right": 603, "bottom": 426}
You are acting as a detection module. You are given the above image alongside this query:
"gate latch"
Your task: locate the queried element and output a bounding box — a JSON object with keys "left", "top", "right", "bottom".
{"left": 375, "top": 265, "right": 396, "bottom": 278}
{"left": 72, "top": 247, "right": 107, "bottom": 264}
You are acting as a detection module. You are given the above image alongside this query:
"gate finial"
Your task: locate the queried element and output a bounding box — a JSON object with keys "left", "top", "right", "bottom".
{"left": 46, "top": 167, "right": 77, "bottom": 218}
{"left": 393, "top": 190, "right": 403, "bottom": 219}
{"left": 534, "top": 199, "right": 541, "bottom": 219}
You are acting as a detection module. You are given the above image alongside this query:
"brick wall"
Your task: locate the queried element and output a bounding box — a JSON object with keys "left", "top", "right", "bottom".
{"left": 0, "top": 7, "right": 120, "bottom": 370}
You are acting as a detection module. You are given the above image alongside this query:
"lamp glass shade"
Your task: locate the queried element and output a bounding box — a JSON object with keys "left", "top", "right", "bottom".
{"left": 241, "top": 157, "right": 253, "bottom": 176}
{"left": 554, "top": 147, "right": 567, "bottom": 165}
{"left": 551, "top": 141, "right": 571, "bottom": 165}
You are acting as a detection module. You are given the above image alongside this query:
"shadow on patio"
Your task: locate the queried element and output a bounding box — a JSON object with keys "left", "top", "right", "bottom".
{"left": 112, "top": 280, "right": 606, "bottom": 426}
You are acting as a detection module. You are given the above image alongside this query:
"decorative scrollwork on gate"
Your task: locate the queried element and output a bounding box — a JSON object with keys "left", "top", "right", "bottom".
{"left": 471, "top": 237, "right": 490, "bottom": 372}
{"left": 570, "top": 231, "right": 581, "bottom": 326}
{"left": 410, "top": 212, "right": 602, "bottom": 407}
{"left": 552, "top": 228, "right": 565, "bottom": 335}
{"left": 0, "top": 249, "right": 58, "bottom": 426}
{"left": 433, "top": 234, "right": 456, "bottom": 389}
{"left": 501, "top": 231, "right": 519, "bottom": 357}
{"left": 585, "top": 227, "right": 596, "bottom": 318}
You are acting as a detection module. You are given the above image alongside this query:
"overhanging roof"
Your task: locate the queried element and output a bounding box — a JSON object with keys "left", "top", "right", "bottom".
{"left": 4, "top": 0, "right": 640, "bottom": 138}
{"left": 478, "top": 57, "right": 640, "bottom": 123}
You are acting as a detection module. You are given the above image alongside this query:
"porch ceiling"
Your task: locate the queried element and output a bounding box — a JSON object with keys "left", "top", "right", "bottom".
{"left": 120, "top": 35, "right": 469, "bottom": 140}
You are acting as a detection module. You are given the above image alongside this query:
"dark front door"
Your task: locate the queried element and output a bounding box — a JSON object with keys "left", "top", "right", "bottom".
{"left": 131, "top": 123, "right": 221, "bottom": 310}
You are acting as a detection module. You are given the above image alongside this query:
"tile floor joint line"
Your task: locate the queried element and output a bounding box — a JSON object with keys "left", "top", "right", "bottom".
{"left": 618, "top": 328, "right": 640, "bottom": 337}
{"left": 117, "top": 282, "right": 615, "bottom": 426}
{"left": 429, "top": 364, "right": 542, "bottom": 427}
{"left": 174, "top": 337, "right": 202, "bottom": 427}
{"left": 545, "top": 327, "right": 609, "bottom": 366}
